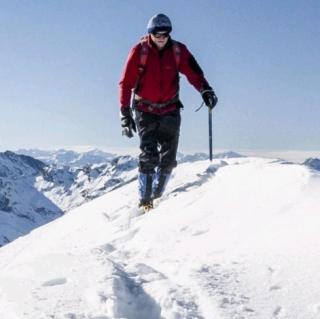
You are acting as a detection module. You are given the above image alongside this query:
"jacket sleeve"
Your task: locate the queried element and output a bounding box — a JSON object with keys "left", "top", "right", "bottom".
{"left": 178, "top": 43, "right": 211, "bottom": 92}
{"left": 119, "top": 44, "right": 140, "bottom": 109}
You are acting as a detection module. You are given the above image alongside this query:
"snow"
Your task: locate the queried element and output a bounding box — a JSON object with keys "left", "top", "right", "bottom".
{"left": 0, "top": 151, "right": 140, "bottom": 246}
{"left": 0, "top": 157, "right": 320, "bottom": 318}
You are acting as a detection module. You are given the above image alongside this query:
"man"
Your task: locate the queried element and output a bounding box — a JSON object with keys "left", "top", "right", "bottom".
{"left": 119, "top": 13, "right": 218, "bottom": 211}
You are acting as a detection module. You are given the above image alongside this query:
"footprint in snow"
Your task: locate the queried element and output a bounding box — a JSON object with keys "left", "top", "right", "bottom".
{"left": 273, "top": 306, "right": 283, "bottom": 317}
{"left": 102, "top": 212, "right": 110, "bottom": 221}
{"left": 97, "top": 243, "right": 116, "bottom": 254}
{"left": 110, "top": 228, "right": 139, "bottom": 246}
{"left": 180, "top": 226, "right": 188, "bottom": 232}
{"left": 268, "top": 266, "right": 275, "bottom": 274}
{"left": 128, "top": 263, "right": 167, "bottom": 283}
{"left": 42, "top": 277, "right": 67, "bottom": 287}
{"left": 196, "top": 263, "right": 255, "bottom": 317}
{"left": 269, "top": 285, "right": 282, "bottom": 291}
{"left": 192, "top": 229, "right": 209, "bottom": 236}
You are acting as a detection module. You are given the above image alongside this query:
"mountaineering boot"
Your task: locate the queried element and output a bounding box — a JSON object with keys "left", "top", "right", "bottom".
{"left": 152, "top": 170, "right": 171, "bottom": 200}
{"left": 138, "top": 198, "right": 154, "bottom": 213}
{"left": 138, "top": 172, "right": 154, "bottom": 212}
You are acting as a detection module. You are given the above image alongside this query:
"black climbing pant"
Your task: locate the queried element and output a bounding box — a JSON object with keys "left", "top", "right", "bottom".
{"left": 135, "top": 109, "right": 181, "bottom": 174}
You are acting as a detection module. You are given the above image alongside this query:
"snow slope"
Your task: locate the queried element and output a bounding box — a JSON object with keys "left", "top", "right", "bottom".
{"left": 0, "top": 157, "right": 320, "bottom": 319}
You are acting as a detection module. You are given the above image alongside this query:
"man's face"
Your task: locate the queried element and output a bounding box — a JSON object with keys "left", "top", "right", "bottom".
{"left": 150, "top": 31, "right": 170, "bottom": 50}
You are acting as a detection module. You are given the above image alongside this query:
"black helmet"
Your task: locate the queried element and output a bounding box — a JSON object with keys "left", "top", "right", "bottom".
{"left": 147, "top": 13, "right": 172, "bottom": 34}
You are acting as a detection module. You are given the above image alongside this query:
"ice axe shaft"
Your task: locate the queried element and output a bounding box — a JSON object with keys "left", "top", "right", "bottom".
{"left": 208, "top": 107, "right": 213, "bottom": 161}
{"left": 195, "top": 98, "right": 214, "bottom": 161}
{"left": 208, "top": 96, "right": 215, "bottom": 161}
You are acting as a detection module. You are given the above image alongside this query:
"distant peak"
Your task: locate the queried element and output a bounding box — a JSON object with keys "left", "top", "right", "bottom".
{"left": 304, "top": 158, "right": 320, "bottom": 171}
{"left": 0, "top": 150, "right": 46, "bottom": 172}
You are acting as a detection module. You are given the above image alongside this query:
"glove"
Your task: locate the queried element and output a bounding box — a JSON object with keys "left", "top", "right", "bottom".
{"left": 201, "top": 88, "right": 218, "bottom": 109}
{"left": 120, "top": 107, "right": 136, "bottom": 138}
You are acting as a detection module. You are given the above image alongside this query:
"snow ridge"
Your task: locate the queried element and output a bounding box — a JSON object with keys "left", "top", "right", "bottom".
{"left": 1, "top": 154, "right": 320, "bottom": 318}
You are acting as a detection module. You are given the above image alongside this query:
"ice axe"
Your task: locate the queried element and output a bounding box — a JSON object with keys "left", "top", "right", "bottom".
{"left": 195, "top": 98, "right": 214, "bottom": 162}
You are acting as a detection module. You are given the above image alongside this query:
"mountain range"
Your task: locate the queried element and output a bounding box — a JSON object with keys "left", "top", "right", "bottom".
{"left": 0, "top": 151, "right": 137, "bottom": 246}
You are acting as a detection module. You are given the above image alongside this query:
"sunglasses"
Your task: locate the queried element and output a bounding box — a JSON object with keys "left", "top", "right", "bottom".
{"left": 153, "top": 32, "right": 170, "bottom": 39}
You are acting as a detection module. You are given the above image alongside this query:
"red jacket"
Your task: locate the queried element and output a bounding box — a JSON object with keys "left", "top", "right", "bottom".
{"left": 119, "top": 35, "right": 210, "bottom": 115}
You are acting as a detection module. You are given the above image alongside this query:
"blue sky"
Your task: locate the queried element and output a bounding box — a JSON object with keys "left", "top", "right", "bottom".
{"left": 0, "top": 0, "right": 319, "bottom": 152}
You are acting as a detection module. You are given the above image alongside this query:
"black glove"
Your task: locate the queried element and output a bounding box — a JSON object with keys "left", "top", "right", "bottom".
{"left": 120, "top": 107, "right": 136, "bottom": 138}
{"left": 201, "top": 88, "right": 218, "bottom": 109}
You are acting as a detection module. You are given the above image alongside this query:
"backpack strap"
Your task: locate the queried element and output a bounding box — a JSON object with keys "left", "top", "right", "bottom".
{"left": 139, "top": 36, "right": 149, "bottom": 74}
{"left": 172, "top": 40, "right": 181, "bottom": 70}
